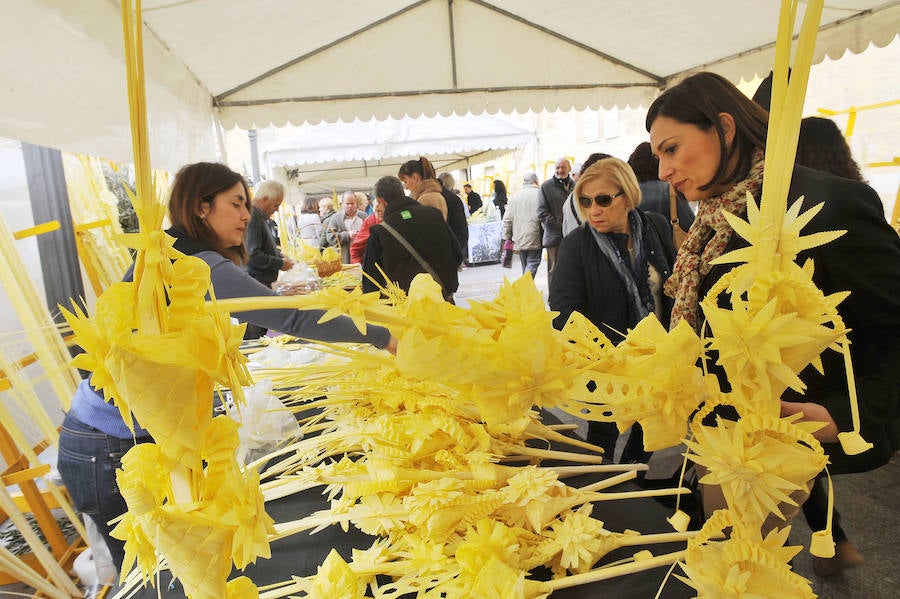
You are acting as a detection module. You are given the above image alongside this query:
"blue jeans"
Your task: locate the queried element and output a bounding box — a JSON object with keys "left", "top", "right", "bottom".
{"left": 57, "top": 412, "right": 152, "bottom": 572}
{"left": 518, "top": 249, "right": 542, "bottom": 279}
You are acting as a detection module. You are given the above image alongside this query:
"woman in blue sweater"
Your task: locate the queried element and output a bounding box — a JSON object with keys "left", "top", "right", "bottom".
{"left": 57, "top": 162, "right": 396, "bottom": 573}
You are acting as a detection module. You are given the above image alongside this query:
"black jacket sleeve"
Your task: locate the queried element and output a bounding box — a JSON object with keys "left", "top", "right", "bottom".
{"left": 548, "top": 232, "right": 589, "bottom": 330}
{"left": 361, "top": 230, "right": 385, "bottom": 294}
{"left": 245, "top": 214, "right": 282, "bottom": 279}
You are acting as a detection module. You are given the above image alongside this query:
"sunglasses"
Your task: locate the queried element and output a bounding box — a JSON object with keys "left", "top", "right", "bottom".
{"left": 578, "top": 190, "right": 624, "bottom": 208}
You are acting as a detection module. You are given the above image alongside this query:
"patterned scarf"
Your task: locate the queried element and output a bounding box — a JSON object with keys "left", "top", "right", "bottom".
{"left": 590, "top": 210, "right": 653, "bottom": 325}
{"left": 664, "top": 149, "right": 766, "bottom": 332}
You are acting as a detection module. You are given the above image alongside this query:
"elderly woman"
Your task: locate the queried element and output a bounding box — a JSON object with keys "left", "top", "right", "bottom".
{"left": 646, "top": 72, "right": 900, "bottom": 475}
{"left": 549, "top": 157, "right": 676, "bottom": 460}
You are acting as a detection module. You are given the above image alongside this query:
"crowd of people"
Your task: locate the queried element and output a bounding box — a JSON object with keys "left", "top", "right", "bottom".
{"left": 58, "top": 71, "right": 898, "bottom": 583}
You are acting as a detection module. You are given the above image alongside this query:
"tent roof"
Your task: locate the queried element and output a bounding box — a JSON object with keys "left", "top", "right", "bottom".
{"left": 2, "top": 1, "right": 898, "bottom": 168}
{"left": 168, "top": 0, "right": 899, "bottom": 128}
{"left": 264, "top": 113, "right": 536, "bottom": 193}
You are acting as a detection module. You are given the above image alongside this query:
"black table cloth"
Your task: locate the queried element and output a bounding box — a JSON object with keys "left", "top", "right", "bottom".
{"left": 128, "top": 473, "right": 694, "bottom": 598}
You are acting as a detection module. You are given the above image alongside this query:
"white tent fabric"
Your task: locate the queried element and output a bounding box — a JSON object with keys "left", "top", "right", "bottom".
{"left": 2, "top": 0, "right": 898, "bottom": 168}
{"left": 0, "top": 0, "right": 216, "bottom": 172}
{"left": 264, "top": 113, "right": 535, "bottom": 193}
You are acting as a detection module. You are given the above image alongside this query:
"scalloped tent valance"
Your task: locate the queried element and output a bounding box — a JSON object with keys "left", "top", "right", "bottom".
{"left": 1, "top": 0, "right": 897, "bottom": 171}
{"left": 264, "top": 113, "right": 537, "bottom": 193}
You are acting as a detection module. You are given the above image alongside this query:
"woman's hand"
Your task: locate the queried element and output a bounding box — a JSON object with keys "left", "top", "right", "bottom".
{"left": 780, "top": 400, "right": 839, "bottom": 442}
{"left": 385, "top": 335, "right": 399, "bottom": 355}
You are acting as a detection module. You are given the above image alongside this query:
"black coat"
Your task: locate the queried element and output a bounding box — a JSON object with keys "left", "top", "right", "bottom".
{"left": 362, "top": 197, "right": 462, "bottom": 299}
{"left": 549, "top": 209, "right": 675, "bottom": 343}
{"left": 701, "top": 165, "right": 900, "bottom": 474}
{"left": 245, "top": 206, "right": 283, "bottom": 286}
{"left": 466, "top": 190, "right": 483, "bottom": 213}
{"left": 537, "top": 176, "right": 575, "bottom": 247}
{"left": 442, "top": 188, "right": 469, "bottom": 257}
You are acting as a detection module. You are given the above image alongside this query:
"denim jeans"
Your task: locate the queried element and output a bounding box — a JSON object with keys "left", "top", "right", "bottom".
{"left": 57, "top": 412, "right": 152, "bottom": 572}
{"left": 518, "top": 249, "right": 542, "bottom": 279}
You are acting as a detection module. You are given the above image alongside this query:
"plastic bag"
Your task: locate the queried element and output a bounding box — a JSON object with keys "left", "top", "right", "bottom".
{"left": 230, "top": 380, "right": 302, "bottom": 464}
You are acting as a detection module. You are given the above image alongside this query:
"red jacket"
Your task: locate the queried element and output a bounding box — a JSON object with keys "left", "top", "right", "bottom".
{"left": 350, "top": 212, "right": 380, "bottom": 263}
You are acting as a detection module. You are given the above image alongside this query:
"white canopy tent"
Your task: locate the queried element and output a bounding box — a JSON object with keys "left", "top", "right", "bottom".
{"left": 1, "top": 0, "right": 898, "bottom": 170}
{"left": 264, "top": 113, "right": 536, "bottom": 194}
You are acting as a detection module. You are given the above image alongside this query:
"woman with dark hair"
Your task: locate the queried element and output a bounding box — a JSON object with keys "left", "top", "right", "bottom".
{"left": 627, "top": 141, "right": 695, "bottom": 234}
{"left": 397, "top": 157, "right": 448, "bottom": 219}
{"left": 647, "top": 72, "right": 900, "bottom": 572}
{"left": 796, "top": 116, "right": 865, "bottom": 183}
{"left": 793, "top": 114, "right": 868, "bottom": 576}
{"left": 57, "top": 162, "right": 396, "bottom": 575}
{"left": 549, "top": 157, "right": 676, "bottom": 461}
{"left": 491, "top": 179, "right": 508, "bottom": 218}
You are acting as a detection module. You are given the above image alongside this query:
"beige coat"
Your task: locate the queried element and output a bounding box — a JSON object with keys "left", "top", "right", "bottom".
{"left": 502, "top": 183, "right": 543, "bottom": 250}
{"left": 414, "top": 179, "right": 448, "bottom": 220}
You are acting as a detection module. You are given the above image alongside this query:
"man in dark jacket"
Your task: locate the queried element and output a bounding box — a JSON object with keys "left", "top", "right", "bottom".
{"left": 244, "top": 180, "right": 294, "bottom": 338}
{"left": 362, "top": 176, "right": 462, "bottom": 301}
{"left": 536, "top": 157, "right": 575, "bottom": 281}
{"left": 246, "top": 180, "right": 293, "bottom": 287}
{"left": 438, "top": 172, "right": 469, "bottom": 263}
{"left": 462, "top": 183, "right": 483, "bottom": 214}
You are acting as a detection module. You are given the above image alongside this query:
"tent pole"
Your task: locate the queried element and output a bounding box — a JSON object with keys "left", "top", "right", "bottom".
{"left": 249, "top": 129, "right": 261, "bottom": 184}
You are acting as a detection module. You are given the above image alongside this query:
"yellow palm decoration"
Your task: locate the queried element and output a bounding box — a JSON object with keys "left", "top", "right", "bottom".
{"left": 59, "top": 2, "right": 271, "bottom": 595}
{"left": 710, "top": 195, "right": 845, "bottom": 294}
{"left": 702, "top": 197, "right": 850, "bottom": 413}
{"left": 679, "top": 510, "right": 814, "bottom": 599}
{"left": 685, "top": 414, "right": 828, "bottom": 521}
{"left": 560, "top": 315, "right": 707, "bottom": 451}
{"left": 702, "top": 276, "right": 847, "bottom": 414}
{"left": 305, "top": 550, "right": 367, "bottom": 599}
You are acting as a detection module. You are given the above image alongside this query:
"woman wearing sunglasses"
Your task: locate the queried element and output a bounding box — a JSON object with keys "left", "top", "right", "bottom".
{"left": 549, "top": 157, "right": 676, "bottom": 461}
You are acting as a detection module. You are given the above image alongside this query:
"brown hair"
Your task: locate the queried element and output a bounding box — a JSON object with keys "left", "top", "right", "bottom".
{"left": 168, "top": 162, "right": 250, "bottom": 264}
{"left": 627, "top": 143, "right": 659, "bottom": 182}
{"left": 645, "top": 72, "right": 768, "bottom": 192}
{"left": 301, "top": 196, "right": 319, "bottom": 214}
{"left": 796, "top": 117, "right": 864, "bottom": 182}
{"left": 573, "top": 158, "right": 641, "bottom": 223}
{"left": 398, "top": 156, "right": 436, "bottom": 180}
{"left": 580, "top": 152, "right": 612, "bottom": 176}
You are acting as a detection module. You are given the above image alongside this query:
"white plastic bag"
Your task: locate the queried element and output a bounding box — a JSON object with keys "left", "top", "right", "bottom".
{"left": 73, "top": 515, "right": 117, "bottom": 594}
{"left": 230, "top": 380, "right": 301, "bottom": 464}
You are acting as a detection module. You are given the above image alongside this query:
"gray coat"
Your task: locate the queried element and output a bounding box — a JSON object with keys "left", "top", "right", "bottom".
{"left": 322, "top": 210, "right": 364, "bottom": 264}
{"left": 502, "top": 184, "right": 543, "bottom": 250}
